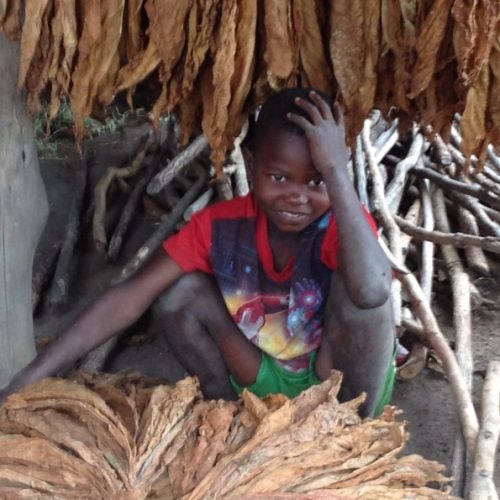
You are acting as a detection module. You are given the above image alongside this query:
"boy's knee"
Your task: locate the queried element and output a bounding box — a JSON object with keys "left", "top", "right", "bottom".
{"left": 326, "top": 272, "right": 394, "bottom": 333}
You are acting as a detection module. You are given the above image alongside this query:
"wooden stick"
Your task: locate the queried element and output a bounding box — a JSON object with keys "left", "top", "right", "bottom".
{"left": 482, "top": 164, "right": 500, "bottom": 184}
{"left": 183, "top": 188, "right": 214, "bottom": 221}
{"left": 419, "top": 180, "right": 435, "bottom": 300}
{"left": 216, "top": 172, "right": 234, "bottom": 201}
{"left": 147, "top": 135, "right": 209, "bottom": 195}
{"left": 394, "top": 216, "right": 500, "bottom": 253}
{"left": 107, "top": 160, "right": 159, "bottom": 262}
{"left": 398, "top": 180, "right": 434, "bottom": 381}
{"left": 32, "top": 242, "right": 61, "bottom": 314}
{"left": 118, "top": 167, "right": 209, "bottom": 282}
{"left": 44, "top": 153, "right": 90, "bottom": 312}
{"left": 353, "top": 135, "right": 369, "bottom": 207}
{"left": 142, "top": 194, "right": 167, "bottom": 220}
{"left": 398, "top": 271, "right": 480, "bottom": 459}
{"left": 401, "top": 317, "right": 424, "bottom": 338}
{"left": 447, "top": 190, "right": 500, "bottom": 238}
{"left": 233, "top": 163, "right": 249, "bottom": 197}
{"left": 433, "top": 189, "right": 473, "bottom": 496}
{"left": 385, "top": 133, "right": 425, "bottom": 213}
{"left": 397, "top": 197, "right": 429, "bottom": 381}
{"left": 429, "top": 131, "right": 453, "bottom": 167}
{"left": 486, "top": 144, "right": 500, "bottom": 172}
{"left": 413, "top": 164, "right": 500, "bottom": 211}
{"left": 458, "top": 206, "right": 491, "bottom": 276}
{"left": 374, "top": 120, "right": 399, "bottom": 163}
{"left": 469, "top": 361, "right": 500, "bottom": 500}
{"left": 93, "top": 129, "right": 157, "bottom": 253}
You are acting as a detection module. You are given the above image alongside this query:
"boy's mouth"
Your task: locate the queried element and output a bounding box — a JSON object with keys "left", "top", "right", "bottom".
{"left": 276, "top": 210, "right": 308, "bottom": 221}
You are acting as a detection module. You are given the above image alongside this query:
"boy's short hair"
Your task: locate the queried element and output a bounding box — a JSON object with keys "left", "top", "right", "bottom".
{"left": 245, "top": 87, "right": 332, "bottom": 151}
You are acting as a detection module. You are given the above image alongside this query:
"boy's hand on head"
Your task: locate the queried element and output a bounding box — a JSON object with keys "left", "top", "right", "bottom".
{"left": 287, "top": 91, "right": 350, "bottom": 177}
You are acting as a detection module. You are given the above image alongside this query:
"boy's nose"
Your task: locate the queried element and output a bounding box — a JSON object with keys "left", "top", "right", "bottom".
{"left": 287, "top": 187, "right": 309, "bottom": 205}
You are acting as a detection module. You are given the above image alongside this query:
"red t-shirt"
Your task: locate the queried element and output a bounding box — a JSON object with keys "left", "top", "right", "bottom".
{"left": 164, "top": 193, "right": 377, "bottom": 372}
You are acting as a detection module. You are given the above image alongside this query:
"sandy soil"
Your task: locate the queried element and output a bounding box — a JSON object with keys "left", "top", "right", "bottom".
{"left": 32, "top": 130, "right": 500, "bottom": 493}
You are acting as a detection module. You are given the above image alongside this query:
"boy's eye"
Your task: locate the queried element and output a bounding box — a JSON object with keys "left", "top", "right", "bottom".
{"left": 309, "top": 178, "right": 325, "bottom": 187}
{"left": 271, "top": 174, "right": 286, "bottom": 182}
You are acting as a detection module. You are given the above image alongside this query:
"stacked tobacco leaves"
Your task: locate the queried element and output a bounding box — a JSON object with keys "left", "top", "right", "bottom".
{"left": 0, "top": 371, "right": 454, "bottom": 498}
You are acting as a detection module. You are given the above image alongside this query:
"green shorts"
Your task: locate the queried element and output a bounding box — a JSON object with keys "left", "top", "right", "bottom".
{"left": 230, "top": 350, "right": 396, "bottom": 416}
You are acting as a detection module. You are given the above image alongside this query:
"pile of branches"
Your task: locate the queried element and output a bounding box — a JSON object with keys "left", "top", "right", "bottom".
{"left": 1, "top": 0, "right": 500, "bottom": 167}
{"left": 0, "top": 371, "right": 455, "bottom": 498}
{"left": 358, "top": 113, "right": 500, "bottom": 498}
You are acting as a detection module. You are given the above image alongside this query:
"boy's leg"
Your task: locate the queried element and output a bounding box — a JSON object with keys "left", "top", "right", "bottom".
{"left": 315, "top": 271, "right": 395, "bottom": 417}
{"left": 151, "top": 272, "right": 261, "bottom": 399}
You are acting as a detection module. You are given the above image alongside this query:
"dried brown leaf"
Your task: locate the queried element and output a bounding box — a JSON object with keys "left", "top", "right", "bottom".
{"left": 200, "top": 0, "right": 238, "bottom": 167}
{"left": 452, "top": 0, "right": 500, "bottom": 86}
{"left": 408, "top": 0, "right": 451, "bottom": 98}
{"left": 47, "top": 0, "right": 77, "bottom": 122}
{"left": 17, "top": 0, "right": 51, "bottom": 93}
{"left": 0, "top": 0, "right": 21, "bottom": 40}
{"left": 487, "top": 19, "right": 500, "bottom": 136}
{"left": 296, "top": 0, "right": 332, "bottom": 94}
{"left": 167, "top": 400, "right": 238, "bottom": 496}
{"left": 176, "top": 88, "right": 202, "bottom": 145}
{"left": 0, "top": 435, "right": 118, "bottom": 497}
{"left": 330, "top": 0, "right": 381, "bottom": 140}
{"left": 225, "top": 0, "right": 257, "bottom": 147}
{"left": 461, "top": 62, "right": 489, "bottom": 158}
{"left": 124, "top": 0, "right": 145, "bottom": 61}
{"left": 147, "top": 0, "right": 193, "bottom": 120}
{"left": 378, "top": 0, "right": 414, "bottom": 114}
{"left": 70, "top": 0, "right": 125, "bottom": 141}
{"left": 134, "top": 377, "right": 198, "bottom": 486}
{"left": 181, "top": 0, "right": 219, "bottom": 99}
{"left": 263, "top": 0, "right": 298, "bottom": 85}
{"left": 117, "top": 41, "right": 161, "bottom": 93}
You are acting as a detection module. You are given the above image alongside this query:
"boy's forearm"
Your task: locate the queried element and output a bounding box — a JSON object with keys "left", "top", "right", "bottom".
{"left": 3, "top": 283, "right": 146, "bottom": 394}
{"left": 323, "top": 167, "right": 391, "bottom": 307}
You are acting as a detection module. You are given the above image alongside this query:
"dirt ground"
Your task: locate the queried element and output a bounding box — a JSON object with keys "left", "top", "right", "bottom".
{"left": 32, "top": 129, "right": 500, "bottom": 493}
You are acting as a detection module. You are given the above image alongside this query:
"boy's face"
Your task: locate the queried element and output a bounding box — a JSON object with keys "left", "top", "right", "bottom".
{"left": 246, "top": 130, "right": 331, "bottom": 234}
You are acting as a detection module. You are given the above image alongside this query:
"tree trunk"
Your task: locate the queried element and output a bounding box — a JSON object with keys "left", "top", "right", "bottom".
{"left": 0, "top": 33, "right": 48, "bottom": 387}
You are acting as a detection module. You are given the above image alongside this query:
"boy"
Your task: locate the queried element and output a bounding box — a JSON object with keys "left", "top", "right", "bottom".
{"left": 0, "top": 88, "right": 394, "bottom": 417}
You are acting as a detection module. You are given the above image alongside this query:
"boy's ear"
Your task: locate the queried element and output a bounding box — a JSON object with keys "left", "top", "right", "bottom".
{"left": 241, "top": 145, "right": 255, "bottom": 184}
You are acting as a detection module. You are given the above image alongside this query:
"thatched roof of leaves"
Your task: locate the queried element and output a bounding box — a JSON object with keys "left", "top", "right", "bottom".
{"left": 1, "top": 0, "right": 499, "bottom": 167}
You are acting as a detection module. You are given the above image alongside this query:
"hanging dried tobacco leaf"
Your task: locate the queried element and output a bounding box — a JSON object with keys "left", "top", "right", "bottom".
{"left": 452, "top": 0, "right": 500, "bottom": 86}
{"left": 6, "top": 1, "right": 500, "bottom": 165}
{"left": 225, "top": 0, "right": 257, "bottom": 147}
{"left": 296, "top": 0, "right": 332, "bottom": 95}
{"left": 47, "top": 0, "right": 78, "bottom": 123}
{"left": 17, "top": 0, "right": 52, "bottom": 90}
{"left": 201, "top": 0, "right": 238, "bottom": 168}
{"left": 0, "top": 0, "right": 21, "bottom": 40}
{"left": 70, "top": 0, "right": 125, "bottom": 141}
{"left": 263, "top": 0, "right": 298, "bottom": 87}
{"left": 409, "top": 0, "right": 451, "bottom": 99}
{"left": 488, "top": 20, "right": 500, "bottom": 146}
{"left": 460, "top": 63, "right": 489, "bottom": 160}
{"left": 123, "top": 0, "right": 145, "bottom": 62}
{"left": 330, "top": 0, "right": 380, "bottom": 140}
{"left": 147, "top": 0, "right": 193, "bottom": 121}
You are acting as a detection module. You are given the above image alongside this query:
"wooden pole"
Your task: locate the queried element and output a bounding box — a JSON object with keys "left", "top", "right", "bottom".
{"left": 469, "top": 361, "right": 500, "bottom": 500}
